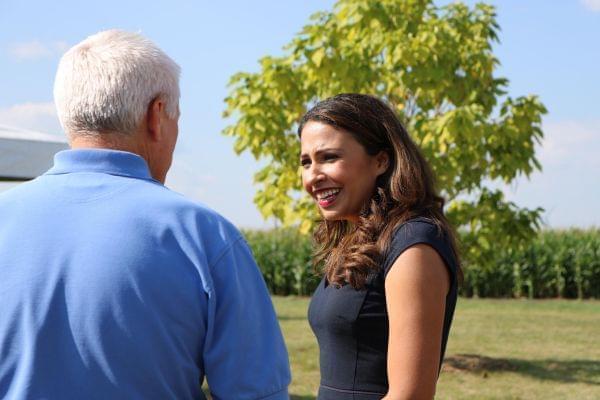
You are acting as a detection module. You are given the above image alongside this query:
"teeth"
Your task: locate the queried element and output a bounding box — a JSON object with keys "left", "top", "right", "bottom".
{"left": 316, "top": 188, "right": 340, "bottom": 200}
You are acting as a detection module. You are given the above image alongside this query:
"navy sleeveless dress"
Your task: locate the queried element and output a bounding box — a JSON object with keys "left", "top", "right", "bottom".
{"left": 307, "top": 217, "right": 459, "bottom": 399}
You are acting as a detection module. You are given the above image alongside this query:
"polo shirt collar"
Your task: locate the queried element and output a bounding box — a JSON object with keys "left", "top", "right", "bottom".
{"left": 45, "top": 149, "right": 156, "bottom": 181}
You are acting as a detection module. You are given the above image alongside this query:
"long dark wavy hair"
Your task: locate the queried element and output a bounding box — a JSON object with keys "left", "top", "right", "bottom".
{"left": 298, "top": 93, "right": 462, "bottom": 289}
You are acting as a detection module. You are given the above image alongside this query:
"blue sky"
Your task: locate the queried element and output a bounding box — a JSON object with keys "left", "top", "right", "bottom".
{"left": 1, "top": 0, "right": 599, "bottom": 229}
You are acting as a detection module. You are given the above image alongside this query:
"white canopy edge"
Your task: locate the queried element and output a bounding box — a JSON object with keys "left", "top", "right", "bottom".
{"left": 0, "top": 125, "right": 68, "bottom": 181}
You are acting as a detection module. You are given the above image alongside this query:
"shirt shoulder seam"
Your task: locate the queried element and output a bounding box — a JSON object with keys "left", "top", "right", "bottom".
{"left": 207, "top": 234, "right": 245, "bottom": 269}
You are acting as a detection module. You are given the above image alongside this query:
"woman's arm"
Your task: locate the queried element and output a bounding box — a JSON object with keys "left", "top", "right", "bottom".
{"left": 383, "top": 244, "right": 450, "bottom": 400}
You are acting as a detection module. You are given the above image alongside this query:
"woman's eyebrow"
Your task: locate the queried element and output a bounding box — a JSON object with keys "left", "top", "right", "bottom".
{"left": 314, "top": 147, "right": 342, "bottom": 156}
{"left": 300, "top": 147, "right": 343, "bottom": 160}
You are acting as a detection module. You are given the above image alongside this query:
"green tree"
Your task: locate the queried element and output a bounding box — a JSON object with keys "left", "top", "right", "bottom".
{"left": 222, "top": 0, "right": 546, "bottom": 277}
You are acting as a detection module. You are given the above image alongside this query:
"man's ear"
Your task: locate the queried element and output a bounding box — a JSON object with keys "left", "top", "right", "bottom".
{"left": 375, "top": 150, "right": 389, "bottom": 176}
{"left": 146, "top": 96, "right": 165, "bottom": 142}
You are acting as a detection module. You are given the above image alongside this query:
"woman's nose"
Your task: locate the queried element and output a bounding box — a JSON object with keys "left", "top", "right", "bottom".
{"left": 308, "top": 165, "right": 325, "bottom": 186}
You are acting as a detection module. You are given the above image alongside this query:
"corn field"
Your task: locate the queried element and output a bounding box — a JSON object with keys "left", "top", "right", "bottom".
{"left": 242, "top": 228, "right": 319, "bottom": 296}
{"left": 461, "top": 228, "right": 600, "bottom": 299}
{"left": 242, "top": 228, "right": 600, "bottom": 299}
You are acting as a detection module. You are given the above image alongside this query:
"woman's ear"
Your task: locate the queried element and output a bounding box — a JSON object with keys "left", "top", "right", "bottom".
{"left": 375, "top": 151, "right": 389, "bottom": 176}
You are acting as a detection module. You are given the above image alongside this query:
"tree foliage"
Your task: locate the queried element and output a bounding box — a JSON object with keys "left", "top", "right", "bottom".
{"left": 223, "top": 0, "right": 547, "bottom": 270}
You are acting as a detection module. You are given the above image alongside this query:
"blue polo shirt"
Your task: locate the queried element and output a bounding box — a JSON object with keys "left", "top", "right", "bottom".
{"left": 0, "top": 149, "right": 290, "bottom": 399}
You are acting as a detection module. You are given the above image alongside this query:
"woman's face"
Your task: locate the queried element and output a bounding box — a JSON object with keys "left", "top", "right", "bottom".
{"left": 300, "top": 121, "right": 388, "bottom": 222}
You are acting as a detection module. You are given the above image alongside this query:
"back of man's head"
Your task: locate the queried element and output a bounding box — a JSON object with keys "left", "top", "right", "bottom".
{"left": 54, "top": 30, "right": 180, "bottom": 138}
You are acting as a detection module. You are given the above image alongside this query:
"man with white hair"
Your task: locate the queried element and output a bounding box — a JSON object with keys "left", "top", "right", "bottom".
{"left": 0, "top": 30, "right": 290, "bottom": 399}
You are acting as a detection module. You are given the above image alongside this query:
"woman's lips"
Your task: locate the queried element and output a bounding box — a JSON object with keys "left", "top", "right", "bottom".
{"left": 316, "top": 188, "right": 340, "bottom": 208}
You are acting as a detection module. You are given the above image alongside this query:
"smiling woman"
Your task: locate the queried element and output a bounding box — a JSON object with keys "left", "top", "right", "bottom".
{"left": 300, "top": 120, "right": 388, "bottom": 222}
{"left": 298, "top": 93, "right": 462, "bottom": 400}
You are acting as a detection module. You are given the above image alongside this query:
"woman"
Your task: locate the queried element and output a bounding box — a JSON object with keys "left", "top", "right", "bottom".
{"left": 299, "top": 94, "right": 461, "bottom": 400}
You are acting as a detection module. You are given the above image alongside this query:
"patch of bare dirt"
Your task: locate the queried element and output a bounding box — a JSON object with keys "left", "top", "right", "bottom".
{"left": 442, "top": 354, "right": 518, "bottom": 374}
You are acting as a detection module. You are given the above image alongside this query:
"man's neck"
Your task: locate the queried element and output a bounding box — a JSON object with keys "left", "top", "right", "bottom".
{"left": 70, "top": 132, "right": 137, "bottom": 152}
{"left": 68, "top": 132, "right": 162, "bottom": 183}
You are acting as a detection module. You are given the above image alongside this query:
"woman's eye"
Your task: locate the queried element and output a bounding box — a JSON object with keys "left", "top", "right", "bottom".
{"left": 324, "top": 154, "right": 338, "bottom": 161}
{"left": 300, "top": 159, "right": 311, "bottom": 168}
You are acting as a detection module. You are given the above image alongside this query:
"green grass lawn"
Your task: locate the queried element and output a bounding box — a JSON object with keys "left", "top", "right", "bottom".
{"left": 273, "top": 296, "right": 600, "bottom": 400}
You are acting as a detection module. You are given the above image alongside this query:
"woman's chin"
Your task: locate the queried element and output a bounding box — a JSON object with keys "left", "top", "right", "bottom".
{"left": 320, "top": 210, "right": 342, "bottom": 221}
{"left": 320, "top": 211, "right": 359, "bottom": 223}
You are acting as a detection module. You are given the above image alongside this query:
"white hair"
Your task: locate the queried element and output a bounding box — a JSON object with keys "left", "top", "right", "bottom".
{"left": 54, "top": 30, "right": 180, "bottom": 136}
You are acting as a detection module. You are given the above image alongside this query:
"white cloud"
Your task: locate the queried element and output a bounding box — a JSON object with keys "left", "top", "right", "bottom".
{"left": 536, "top": 120, "right": 600, "bottom": 168}
{"left": 581, "top": 0, "right": 600, "bottom": 11}
{"left": 493, "top": 119, "right": 600, "bottom": 228}
{"left": 0, "top": 102, "right": 64, "bottom": 137}
{"left": 9, "top": 40, "right": 69, "bottom": 61}
{"left": 165, "top": 151, "right": 273, "bottom": 229}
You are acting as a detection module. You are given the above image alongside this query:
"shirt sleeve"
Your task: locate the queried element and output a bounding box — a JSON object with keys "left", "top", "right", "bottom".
{"left": 203, "top": 236, "right": 291, "bottom": 400}
{"left": 383, "top": 219, "right": 457, "bottom": 284}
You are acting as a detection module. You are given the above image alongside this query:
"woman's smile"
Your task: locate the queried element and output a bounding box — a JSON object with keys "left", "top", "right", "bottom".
{"left": 314, "top": 188, "right": 341, "bottom": 207}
